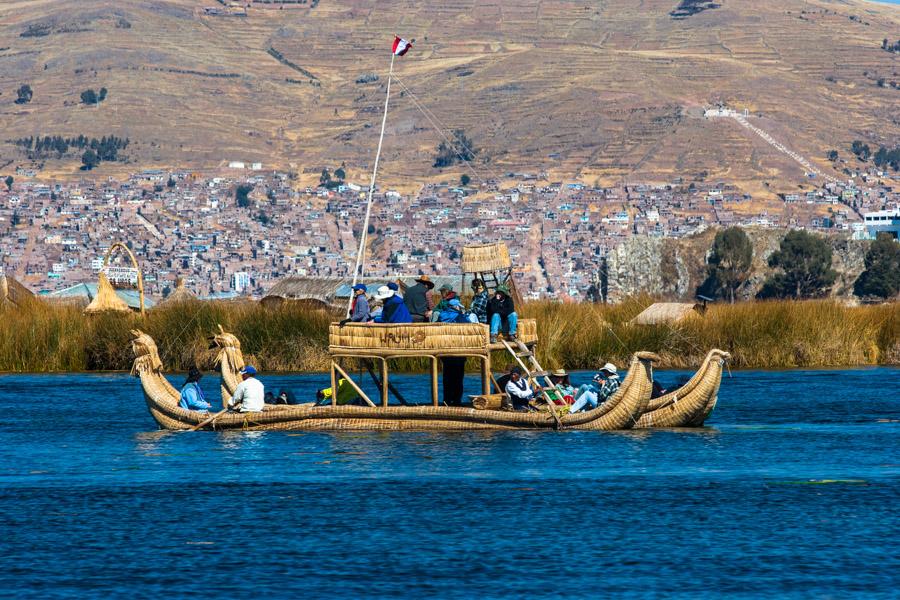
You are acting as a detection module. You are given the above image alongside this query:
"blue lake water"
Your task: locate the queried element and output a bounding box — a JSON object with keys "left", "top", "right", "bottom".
{"left": 1, "top": 368, "right": 899, "bottom": 598}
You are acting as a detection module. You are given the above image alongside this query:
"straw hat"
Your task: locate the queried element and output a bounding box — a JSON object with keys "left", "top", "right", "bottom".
{"left": 551, "top": 368, "right": 568, "bottom": 377}
{"left": 374, "top": 285, "right": 395, "bottom": 300}
{"left": 415, "top": 275, "right": 435, "bottom": 289}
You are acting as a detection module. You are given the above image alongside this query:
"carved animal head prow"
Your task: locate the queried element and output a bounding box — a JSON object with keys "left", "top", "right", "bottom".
{"left": 213, "top": 324, "right": 241, "bottom": 350}
{"left": 131, "top": 329, "right": 164, "bottom": 375}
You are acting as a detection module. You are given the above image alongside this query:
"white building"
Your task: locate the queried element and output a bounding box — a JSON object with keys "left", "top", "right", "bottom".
{"left": 231, "top": 271, "right": 251, "bottom": 293}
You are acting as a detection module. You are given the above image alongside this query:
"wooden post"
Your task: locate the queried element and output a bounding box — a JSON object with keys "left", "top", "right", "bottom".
{"left": 481, "top": 355, "right": 491, "bottom": 395}
{"left": 333, "top": 362, "right": 377, "bottom": 407}
{"left": 380, "top": 358, "right": 389, "bottom": 408}
{"left": 431, "top": 355, "right": 439, "bottom": 407}
{"left": 330, "top": 360, "right": 337, "bottom": 407}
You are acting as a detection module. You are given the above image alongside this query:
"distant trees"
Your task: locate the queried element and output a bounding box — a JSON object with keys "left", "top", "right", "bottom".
{"left": 81, "top": 149, "right": 99, "bottom": 170}
{"left": 235, "top": 184, "right": 254, "bottom": 208}
{"left": 460, "top": 174, "right": 471, "bottom": 186}
{"left": 15, "top": 84, "right": 33, "bottom": 104}
{"left": 81, "top": 88, "right": 108, "bottom": 105}
{"left": 433, "top": 129, "right": 476, "bottom": 168}
{"left": 854, "top": 233, "right": 900, "bottom": 300}
{"left": 318, "top": 167, "right": 344, "bottom": 190}
{"left": 851, "top": 140, "right": 871, "bottom": 161}
{"left": 698, "top": 227, "right": 754, "bottom": 303}
{"left": 167, "top": 177, "right": 176, "bottom": 188}
{"left": 14, "top": 134, "right": 129, "bottom": 162}
{"left": 4, "top": 176, "right": 12, "bottom": 191}
{"left": 757, "top": 230, "right": 837, "bottom": 299}
{"left": 827, "top": 150, "right": 839, "bottom": 162}
{"left": 882, "top": 38, "right": 900, "bottom": 53}
{"left": 873, "top": 145, "right": 900, "bottom": 172}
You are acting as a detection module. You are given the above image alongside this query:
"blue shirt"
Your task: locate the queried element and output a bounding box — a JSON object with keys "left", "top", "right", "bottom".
{"left": 374, "top": 295, "right": 413, "bottom": 323}
{"left": 179, "top": 382, "right": 211, "bottom": 411}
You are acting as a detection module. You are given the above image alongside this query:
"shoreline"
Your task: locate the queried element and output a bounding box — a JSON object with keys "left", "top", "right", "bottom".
{"left": 1, "top": 296, "right": 897, "bottom": 372}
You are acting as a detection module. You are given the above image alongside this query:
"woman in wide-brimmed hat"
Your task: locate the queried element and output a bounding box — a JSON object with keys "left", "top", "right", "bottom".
{"left": 547, "top": 368, "right": 576, "bottom": 405}
{"left": 373, "top": 284, "right": 413, "bottom": 323}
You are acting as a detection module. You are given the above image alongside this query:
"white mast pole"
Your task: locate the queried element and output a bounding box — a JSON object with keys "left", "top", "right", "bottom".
{"left": 348, "top": 52, "right": 395, "bottom": 315}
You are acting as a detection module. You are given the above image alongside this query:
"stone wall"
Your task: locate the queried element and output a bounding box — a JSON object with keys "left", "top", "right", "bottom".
{"left": 606, "top": 227, "right": 869, "bottom": 302}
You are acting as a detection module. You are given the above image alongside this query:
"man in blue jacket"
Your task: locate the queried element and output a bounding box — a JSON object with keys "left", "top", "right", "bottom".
{"left": 373, "top": 283, "right": 412, "bottom": 323}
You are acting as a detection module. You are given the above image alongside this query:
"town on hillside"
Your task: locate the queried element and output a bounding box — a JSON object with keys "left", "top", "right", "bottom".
{"left": 1, "top": 165, "right": 898, "bottom": 302}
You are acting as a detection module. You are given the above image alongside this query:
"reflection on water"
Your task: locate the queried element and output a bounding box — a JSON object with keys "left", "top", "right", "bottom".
{"left": 0, "top": 368, "right": 898, "bottom": 598}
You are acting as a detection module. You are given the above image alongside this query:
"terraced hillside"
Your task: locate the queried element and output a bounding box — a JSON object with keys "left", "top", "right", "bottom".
{"left": 0, "top": 0, "right": 898, "bottom": 191}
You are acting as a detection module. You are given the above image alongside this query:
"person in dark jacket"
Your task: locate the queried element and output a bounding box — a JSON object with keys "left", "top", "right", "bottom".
{"left": 487, "top": 284, "right": 517, "bottom": 343}
{"left": 373, "top": 285, "right": 413, "bottom": 323}
{"left": 404, "top": 275, "right": 435, "bottom": 322}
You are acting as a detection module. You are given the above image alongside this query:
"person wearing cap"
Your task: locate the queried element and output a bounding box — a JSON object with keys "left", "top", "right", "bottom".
{"left": 487, "top": 284, "right": 517, "bottom": 343}
{"left": 468, "top": 278, "right": 489, "bottom": 324}
{"left": 348, "top": 283, "right": 370, "bottom": 323}
{"left": 504, "top": 366, "right": 541, "bottom": 410}
{"left": 569, "top": 363, "right": 620, "bottom": 413}
{"left": 430, "top": 283, "right": 458, "bottom": 322}
{"left": 372, "top": 284, "right": 413, "bottom": 324}
{"left": 438, "top": 297, "right": 474, "bottom": 324}
{"left": 404, "top": 275, "right": 435, "bottom": 322}
{"left": 179, "top": 367, "right": 211, "bottom": 411}
{"left": 228, "top": 365, "right": 265, "bottom": 412}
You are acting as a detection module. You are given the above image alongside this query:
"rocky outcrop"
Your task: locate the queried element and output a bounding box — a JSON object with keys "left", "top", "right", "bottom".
{"left": 606, "top": 227, "right": 869, "bottom": 302}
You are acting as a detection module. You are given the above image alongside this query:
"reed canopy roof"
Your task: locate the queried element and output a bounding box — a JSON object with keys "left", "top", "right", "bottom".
{"left": 158, "top": 277, "right": 197, "bottom": 306}
{"left": 0, "top": 274, "right": 37, "bottom": 308}
{"left": 629, "top": 302, "right": 705, "bottom": 326}
{"left": 461, "top": 242, "right": 512, "bottom": 273}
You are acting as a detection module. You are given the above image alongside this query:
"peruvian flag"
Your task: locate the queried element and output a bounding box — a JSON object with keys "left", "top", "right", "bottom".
{"left": 392, "top": 36, "right": 413, "bottom": 56}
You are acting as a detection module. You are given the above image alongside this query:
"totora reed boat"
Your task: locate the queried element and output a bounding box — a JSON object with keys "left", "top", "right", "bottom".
{"left": 635, "top": 349, "right": 731, "bottom": 428}
{"left": 132, "top": 327, "right": 658, "bottom": 431}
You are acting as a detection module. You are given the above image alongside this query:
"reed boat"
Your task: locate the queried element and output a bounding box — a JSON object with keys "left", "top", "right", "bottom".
{"left": 635, "top": 349, "right": 731, "bottom": 428}
{"left": 132, "top": 327, "right": 656, "bottom": 431}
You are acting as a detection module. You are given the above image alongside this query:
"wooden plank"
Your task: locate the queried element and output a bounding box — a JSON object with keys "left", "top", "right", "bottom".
{"left": 380, "top": 357, "right": 389, "bottom": 408}
{"left": 330, "top": 361, "right": 337, "bottom": 407}
{"left": 333, "top": 362, "right": 377, "bottom": 407}
{"left": 431, "top": 356, "right": 439, "bottom": 407}
{"left": 481, "top": 356, "right": 491, "bottom": 395}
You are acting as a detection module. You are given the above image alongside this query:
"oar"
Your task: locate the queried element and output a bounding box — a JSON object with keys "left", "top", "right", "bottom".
{"left": 189, "top": 405, "right": 239, "bottom": 431}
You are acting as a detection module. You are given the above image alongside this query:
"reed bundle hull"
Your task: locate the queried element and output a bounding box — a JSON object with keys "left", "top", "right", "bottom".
{"left": 635, "top": 349, "right": 730, "bottom": 428}
{"left": 135, "top": 329, "right": 656, "bottom": 431}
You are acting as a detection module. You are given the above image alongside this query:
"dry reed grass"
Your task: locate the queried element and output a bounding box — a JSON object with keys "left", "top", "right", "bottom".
{"left": 1, "top": 296, "right": 897, "bottom": 372}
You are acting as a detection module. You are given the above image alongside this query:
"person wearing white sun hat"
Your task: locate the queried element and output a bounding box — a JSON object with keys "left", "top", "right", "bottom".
{"left": 373, "top": 283, "right": 413, "bottom": 324}
{"left": 569, "top": 362, "right": 620, "bottom": 413}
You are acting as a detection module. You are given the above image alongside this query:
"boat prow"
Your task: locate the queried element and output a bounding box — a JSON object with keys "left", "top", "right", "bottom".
{"left": 635, "top": 349, "right": 731, "bottom": 428}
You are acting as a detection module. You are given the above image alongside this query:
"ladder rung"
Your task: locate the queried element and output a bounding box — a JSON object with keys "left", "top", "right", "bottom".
{"left": 516, "top": 351, "right": 533, "bottom": 358}
{"left": 530, "top": 370, "right": 549, "bottom": 378}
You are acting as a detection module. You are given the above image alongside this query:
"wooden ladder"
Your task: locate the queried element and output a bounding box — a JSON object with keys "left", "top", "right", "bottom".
{"left": 501, "top": 339, "right": 563, "bottom": 429}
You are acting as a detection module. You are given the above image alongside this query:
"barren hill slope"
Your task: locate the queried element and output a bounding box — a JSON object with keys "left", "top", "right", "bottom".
{"left": 0, "top": 0, "right": 898, "bottom": 191}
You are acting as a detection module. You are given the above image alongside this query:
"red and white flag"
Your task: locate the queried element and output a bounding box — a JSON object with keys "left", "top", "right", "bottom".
{"left": 392, "top": 36, "right": 413, "bottom": 56}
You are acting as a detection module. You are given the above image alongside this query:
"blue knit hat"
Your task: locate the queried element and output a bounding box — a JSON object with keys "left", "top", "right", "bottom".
{"left": 387, "top": 282, "right": 399, "bottom": 291}
{"left": 240, "top": 365, "right": 257, "bottom": 376}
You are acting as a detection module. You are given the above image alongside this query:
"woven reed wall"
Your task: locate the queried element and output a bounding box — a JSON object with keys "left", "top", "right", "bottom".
{"left": 517, "top": 318, "right": 538, "bottom": 344}
{"left": 461, "top": 243, "right": 512, "bottom": 273}
{"left": 330, "top": 322, "right": 488, "bottom": 352}
{"left": 84, "top": 272, "right": 131, "bottom": 314}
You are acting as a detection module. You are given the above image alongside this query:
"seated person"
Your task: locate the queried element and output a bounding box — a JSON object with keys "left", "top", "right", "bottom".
{"left": 546, "top": 368, "right": 575, "bottom": 405}
{"left": 228, "top": 365, "right": 265, "bottom": 412}
{"left": 430, "top": 284, "right": 458, "bottom": 322}
{"left": 569, "top": 363, "right": 620, "bottom": 413}
{"left": 276, "top": 389, "right": 300, "bottom": 405}
{"left": 373, "top": 284, "right": 413, "bottom": 324}
{"left": 345, "top": 284, "right": 370, "bottom": 323}
{"left": 504, "top": 366, "right": 541, "bottom": 410}
{"left": 316, "top": 378, "right": 361, "bottom": 406}
{"left": 179, "top": 367, "right": 211, "bottom": 412}
{"left": 487, "top": 284, "right": 518, "bottom": 343}
{"left": 438, "top": 298, "right": 477, "bottom": 324}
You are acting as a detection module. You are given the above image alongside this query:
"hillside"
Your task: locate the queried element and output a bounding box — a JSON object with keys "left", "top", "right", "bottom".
{"left": 0, "top": 0, "right": 898, "bottom": 193}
